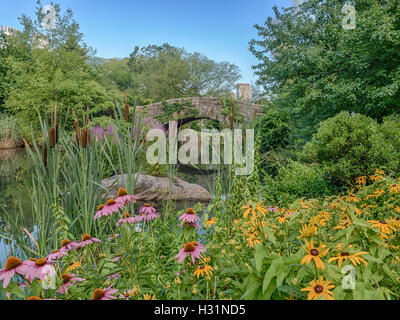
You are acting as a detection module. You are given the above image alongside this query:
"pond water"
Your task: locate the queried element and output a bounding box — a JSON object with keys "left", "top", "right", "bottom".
{"left": 0, "top": 148, "right": 214, "bottom": 266}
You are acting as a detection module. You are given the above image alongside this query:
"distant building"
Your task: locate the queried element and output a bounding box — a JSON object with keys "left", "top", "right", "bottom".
{"left": 1, "top": 25, "right": 48, "bottom": 49}
{"left": 236, "top": 83, "right": 251, "bottom": 101}
{"left": 1, "top": 25, "right": 18, "bottom": 36}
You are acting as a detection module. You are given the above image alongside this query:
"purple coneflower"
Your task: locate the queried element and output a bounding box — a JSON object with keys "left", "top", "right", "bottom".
{"left": 0, "top": 257, "right": 30, "bottom": 288}
{"left": 22, "top": 257, "right": 55, "bottom": 281}
{"left": 179, "top": 208, "right": 200, "bottom": 224}
{"left": 136, "top": 203, "right": 159, "bottom": 222}
{"left": 92, "top": 285, "right": 118, "bottom": 300}
{"left": 94, "top": 199, "right": 124, "bottom": 220}
{"left": 116, "top": 212, "right": 137, "bottom": 227}
{"left": 181, "top": 221, "right": 200, "bottom": 229}
{"left": 47, "top": 248, "right": 68, "bottom": 261}
{"left": 108, "top": 273, "right": 120, "bottom": 281}
{"left": 57, "top": 273, "right": 85, "bottom": 294}
{"left": 77, "top": 233, "right": 101, "bottom": 249}
{"left": 175, "top": 242, "right": 206, "bottom": 264}
{"left": 115, "top": 188, "right": 137, "bottom": 206}
{"left": 107, "top": 234, "right": 120, "bottom": 241}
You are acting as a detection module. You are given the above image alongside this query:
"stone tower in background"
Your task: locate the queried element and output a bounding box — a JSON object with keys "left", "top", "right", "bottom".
{"left": 236, "top": 83, "right": 251, "bottom": 101}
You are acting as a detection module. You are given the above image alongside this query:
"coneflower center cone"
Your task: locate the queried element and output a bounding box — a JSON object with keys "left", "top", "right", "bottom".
{"left": 183, "top": 243, "right": 196, "bottom": 252}
{"left": 61, "top": 239, "right": 71, "bottom": 247}
{"left": 122, "top": 212, "right": 130, "bottom": 218}
{"left": 35, "top": 258, "right": 47, "bottom": 267}
{"left": 93, "top": 289, "right": 105, "bottom": 300}
{"left": 62, "top": 274, "right": 71, "bottom": 284}
{"left": 5, "top": 257, "right": 22, "bottom": 271}
{"left": 117, "top": 188, "right": 128, "bottom": 197}
{"left": 186, "top": 208, "right": 195, "bottom": 215}
{"left": 98, "top": 204, "right": 105, "bottom": 211}
{"left": 310, "top": 249, "right": 319, "bottom": 256}
{"left": 107, "top": 199, "right": 116, "bottom": 206}
{"left": 82, "top": 234, "right": 92, "bottom": 241}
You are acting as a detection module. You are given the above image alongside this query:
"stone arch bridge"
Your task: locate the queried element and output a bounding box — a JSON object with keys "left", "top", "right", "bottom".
{"left": 136, "top": 97, "right": 263, "bottom": 129}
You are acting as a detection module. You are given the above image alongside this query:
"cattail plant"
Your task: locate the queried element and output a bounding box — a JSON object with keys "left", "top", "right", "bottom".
{"left": 124, "top": 90, "right": 130, "bottom": 122}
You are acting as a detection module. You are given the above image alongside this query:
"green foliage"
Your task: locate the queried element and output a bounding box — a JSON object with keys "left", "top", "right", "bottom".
{"left": 2, "top": 2, "right": 115, "bottom": 130}
{"left": 256, "top": 107, "right": 291, "bottom": 153}
{"left": 250, "top": 0, "right": 400, "bottom": 140}
{"left": 262, "top": 160, "right": 336, "bottom": 206}
{"left": 128, "top": 43, "right": 241, "bottom": 101}
{"left": 300, "top": 111, "right": 400, "bottom": 187}
{"left": 0, "top": 114, "right": 21, "bottom": 147}
{"left": 154, "top": 100, "right": 199, "bottom": 124}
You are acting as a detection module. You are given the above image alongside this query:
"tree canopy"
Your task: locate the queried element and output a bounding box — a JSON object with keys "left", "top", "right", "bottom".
{"left": 250, "top": 0, "right": 400, "bottom": 140}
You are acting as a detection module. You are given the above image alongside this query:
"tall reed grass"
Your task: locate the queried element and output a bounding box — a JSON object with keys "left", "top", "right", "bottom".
{"left": 1, "top": 104, "right": 145, "bottom": 259}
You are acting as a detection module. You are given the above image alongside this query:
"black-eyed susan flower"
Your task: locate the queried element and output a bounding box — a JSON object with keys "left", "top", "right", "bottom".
{"left": 193, "top": 265, "right": 213, "bottom": 278}
{"left": 333, "top": 216, "right": 352, "bottom": 230}
{"left": 389, "top": 184, "right": 400, "bottom": 194}
{"left": 301, "top": 240, "right": 329, "bottom": 270}
{"left": 369, "top": 175, "right": 383, "bottom": 182}
{"left": 328, "top": 251, "right": 368, "bottom": 268}
{"left": 368, "top": 220, "right": 396, "bottom": 234}
{"left": 356, "top": 176, "right": 367, "bottom": 185}
{"left": 297, "top": 224, "right": 317, "bottom": 239}
{"left": 204, "top": 217, "right": 217, "bottom": 228}
{"left": 143, "top": 293, "right": 157, "bottom": 300}
{"left": 301, "top": 277, "right": 335, "bottom": 300}
{"left": 241, "top": 202, "right": 268, "bottom": 219}
{"left": 344, "top": 195, "right": 361, "bottom": 203}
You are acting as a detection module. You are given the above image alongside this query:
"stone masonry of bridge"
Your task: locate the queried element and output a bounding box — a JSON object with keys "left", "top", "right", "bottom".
{"left": 136, "top": 96, "right": 263, "bottom": 127}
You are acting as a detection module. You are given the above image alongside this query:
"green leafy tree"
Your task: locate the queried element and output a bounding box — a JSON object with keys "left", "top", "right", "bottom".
{"left": 250, "top": 0, "right": 400, "bottom": 141}
{"left": 128, "top": 43, "right": 241, "bottom": 101}
{"left": 4, "top": 1, "right": 114, "bottom": 128}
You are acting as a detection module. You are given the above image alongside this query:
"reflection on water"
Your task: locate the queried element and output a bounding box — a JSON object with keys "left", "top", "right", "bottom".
{"left": 0, "top": 148, "right": 33, "bottom": 266}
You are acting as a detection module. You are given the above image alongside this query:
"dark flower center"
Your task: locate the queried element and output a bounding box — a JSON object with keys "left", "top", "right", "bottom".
{"left": 200, "top": 265, "right": 205, "bottom": 269}
{"left": 92, "top": 289, "right": 105, "bottom": 300}
{"left": 61, "top": 239, "right": 71, "bottom": 247}
{"left": 186, "top": 208, "right": 195, "bottom": 215}
{"left": 106, "top": 199, "right": 115, "bottom": 206}
{"left": 62, "top": 274, "right": 71, "bottom": 284}
{"left": 122, "top": 212, "right": 130, "bottom": 218}
{"left": 82, "top": 233, "right": 92, "bottom": 241}
{"left": 97, "top": 204, "right": 105, "bottom": 211}
{"left": 184, "top": 243, "right": 196, "bottom": 252}
{"left": 314, "top": 285, "right": 323, "bottom": 293}
{"left": 117, "top": 188, "right": 128, "bottom": 197}
{"left": 380, "top": 220, "right": 387, "bottom": 224}
{"left": 35, "top": 258, "right": 47, "bottom": 267}
{"left": 144, "top": 203, "right": 151, "bottom": 207}
{"left": 310, "top": 249, "right": 319, "bottom": 256}
{"left": 341, "top": 252, "right": 350, "bottom": 256}
{"left": 26, "top": 296, "right": 41, "bottom": 300}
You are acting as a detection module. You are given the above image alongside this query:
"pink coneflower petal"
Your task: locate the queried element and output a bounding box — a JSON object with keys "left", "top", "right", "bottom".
{"left": 115, "top": 188, "right": 138, "bottom": 206}
{"left": 77, "top": 234, "right": 101, "bottom": 249}
{"left": 57, "top": 273, "right": 85, "bottom": 294}
{"left": 179, "top": 208, "right": 200, "bottom": 224}
{"left": 138, "top": 203, "right": 157, "bottom": 215}
{"left": 92, "top": 285, "right": 118, "bottom": 300}
{"left": 175, "top": 242, "right": 206, "bottom": 264}
{"left": 94, "top": 199, "right": 124, "bottom": 220}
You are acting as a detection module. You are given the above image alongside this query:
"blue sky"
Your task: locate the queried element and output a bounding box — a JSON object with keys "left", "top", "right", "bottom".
{"left": 0, "top": 0, "right": 297, "bottom": 83}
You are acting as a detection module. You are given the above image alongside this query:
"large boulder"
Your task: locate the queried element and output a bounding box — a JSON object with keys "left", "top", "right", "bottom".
{"left": 101, "top": 173, "right": 211, "bottom": 203}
